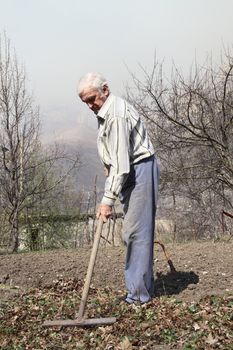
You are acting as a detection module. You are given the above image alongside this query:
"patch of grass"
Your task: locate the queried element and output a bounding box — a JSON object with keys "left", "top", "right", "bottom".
{"left": 161, "top": 328, "right": 177, "bottom": 343}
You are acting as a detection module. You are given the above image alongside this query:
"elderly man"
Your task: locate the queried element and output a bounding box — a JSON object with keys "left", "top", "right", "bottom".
{"left": 78, "top": 73, "right": 159, "bottom": 304}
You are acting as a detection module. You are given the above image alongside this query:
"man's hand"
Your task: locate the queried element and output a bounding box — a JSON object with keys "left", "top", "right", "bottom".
{"left": 96, "top": 204, "right": 112, "bottom": 223}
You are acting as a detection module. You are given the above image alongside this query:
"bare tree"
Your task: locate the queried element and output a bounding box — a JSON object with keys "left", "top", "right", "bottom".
{"left": 0, "top": 34, "right": 80, "bottom": 253}
{"left": 127, "top": 52, "right": 233, "bottom": 238}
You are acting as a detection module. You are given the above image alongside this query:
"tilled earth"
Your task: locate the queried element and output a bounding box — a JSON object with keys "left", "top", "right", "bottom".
{"left": 0, "top": 240, "right": 232, "bottom": 303}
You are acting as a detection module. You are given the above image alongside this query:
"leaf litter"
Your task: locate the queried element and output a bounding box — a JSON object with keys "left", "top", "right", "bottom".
{"left": 0, "top": 278, "right": 232, "bottom": 349}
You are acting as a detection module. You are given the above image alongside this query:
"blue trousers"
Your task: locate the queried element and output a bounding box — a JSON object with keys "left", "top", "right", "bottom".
{"left": 119, "top": 156, "right": 159, "bottom": 303}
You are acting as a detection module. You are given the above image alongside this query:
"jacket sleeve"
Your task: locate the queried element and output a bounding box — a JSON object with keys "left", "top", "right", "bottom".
{"left": 101, "top": 116, "right": 130, "bottom": 206}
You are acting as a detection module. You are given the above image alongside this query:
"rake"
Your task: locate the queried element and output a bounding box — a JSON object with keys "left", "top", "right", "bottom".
{"left": 154, "top": 240, "right": 176, "bottom": 273}
{"left": 43, "top": 218, "right": 116, "bottom": 327}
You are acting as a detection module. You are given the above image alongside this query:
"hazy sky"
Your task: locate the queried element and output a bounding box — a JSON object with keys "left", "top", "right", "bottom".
{"left": 0, "top": 0, "right": 233, "bottom": 139}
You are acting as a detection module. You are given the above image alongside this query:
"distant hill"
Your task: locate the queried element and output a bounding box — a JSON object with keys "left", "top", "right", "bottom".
{"left": 42, "top": 114, "right": 105, "bottom": 193}
{"left": 65, "top": 141, "right": 105, "bottom": 192}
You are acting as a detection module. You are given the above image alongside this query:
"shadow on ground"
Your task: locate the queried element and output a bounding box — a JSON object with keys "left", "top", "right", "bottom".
{"left": 154, "top": 271, "right": 199, "bottom": 297}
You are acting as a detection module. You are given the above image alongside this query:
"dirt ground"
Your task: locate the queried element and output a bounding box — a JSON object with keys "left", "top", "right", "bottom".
{"left": 0, "top": 240, "right": 232, "bottom": 304}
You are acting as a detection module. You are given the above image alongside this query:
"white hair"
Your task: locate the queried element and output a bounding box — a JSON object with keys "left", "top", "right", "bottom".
{"left": 77, "top": 72, "right": 108, "bottom": 96}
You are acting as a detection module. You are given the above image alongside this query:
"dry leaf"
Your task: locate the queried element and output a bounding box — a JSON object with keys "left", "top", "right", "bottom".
{"left": 193, "top": 322, "right": 201, "bottom": 331}
{"left": 119, "top": 337, "right": 133, "bottom": 350}
{"left": 206, "top": 333, "right": 218, "bottom": 345}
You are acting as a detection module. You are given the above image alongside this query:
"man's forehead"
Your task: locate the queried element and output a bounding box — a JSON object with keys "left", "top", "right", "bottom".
{"left": 81, "top": 87, "right": 98, "bottom": 97}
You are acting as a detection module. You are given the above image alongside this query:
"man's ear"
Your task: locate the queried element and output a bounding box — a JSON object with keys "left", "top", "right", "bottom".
{"left": 102, "top": 84, "right": 110, "bottom": 97}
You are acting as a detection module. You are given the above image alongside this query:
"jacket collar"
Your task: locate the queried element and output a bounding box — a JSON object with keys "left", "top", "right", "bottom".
{"left": 97, "top": 94, "right": 114, "bottom": 120}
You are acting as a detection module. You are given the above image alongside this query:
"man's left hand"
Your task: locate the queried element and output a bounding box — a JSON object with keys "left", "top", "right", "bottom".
{"left": 96, "top": 204, "right": 112, "bottom": 223}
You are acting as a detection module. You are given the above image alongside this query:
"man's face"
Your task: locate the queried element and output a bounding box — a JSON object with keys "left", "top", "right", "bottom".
{"left": 80, "top": 85, "right": 109, "bottom": 115}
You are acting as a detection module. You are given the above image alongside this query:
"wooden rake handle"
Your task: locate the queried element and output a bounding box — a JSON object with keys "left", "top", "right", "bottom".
{"left": 77, "top": 218, "right": 104, "bottom": 320}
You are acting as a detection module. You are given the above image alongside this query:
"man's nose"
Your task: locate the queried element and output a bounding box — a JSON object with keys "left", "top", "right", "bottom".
{"left": 88, "top": 102, "right": 93, "bottom": 109}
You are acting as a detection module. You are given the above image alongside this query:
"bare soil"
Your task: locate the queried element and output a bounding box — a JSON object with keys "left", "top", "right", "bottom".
{"left": 0, "top": 240, "right": 232, "bottom": 304}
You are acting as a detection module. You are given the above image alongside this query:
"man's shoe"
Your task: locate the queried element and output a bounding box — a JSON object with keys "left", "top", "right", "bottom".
{"left": 117, "top": 294, "right": 128, "bottom": 303}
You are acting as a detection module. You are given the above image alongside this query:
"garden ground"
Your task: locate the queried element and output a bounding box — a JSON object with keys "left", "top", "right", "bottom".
{"left": 0, "top": 239, "right": 232, "bottom": 349}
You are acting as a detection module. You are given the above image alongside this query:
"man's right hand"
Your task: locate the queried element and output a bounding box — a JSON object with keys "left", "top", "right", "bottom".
{"left": 96, "top": 203, "right": 112, "bottom": 223}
